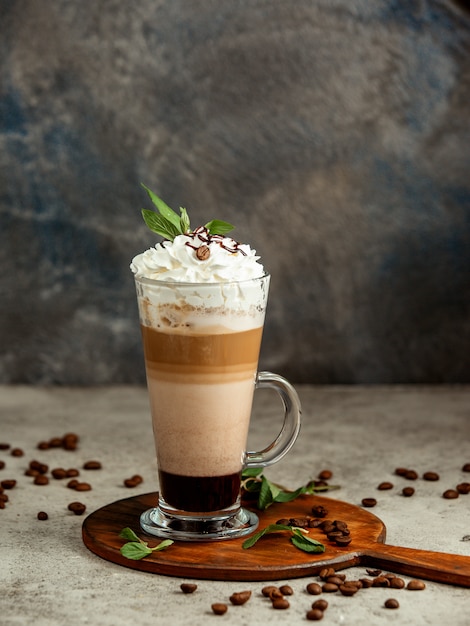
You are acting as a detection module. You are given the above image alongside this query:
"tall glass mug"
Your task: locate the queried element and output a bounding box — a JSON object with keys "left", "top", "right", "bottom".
{"left": 134, "top": 273, "right": 301, "bottom": 541}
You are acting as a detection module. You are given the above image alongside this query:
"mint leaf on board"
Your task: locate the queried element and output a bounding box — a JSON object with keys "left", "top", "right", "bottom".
{"left": 119, "top": 527, "right": 173, "bottom": 560}
{"left": 242, "top": 524, "right": 326, "bottom": 554}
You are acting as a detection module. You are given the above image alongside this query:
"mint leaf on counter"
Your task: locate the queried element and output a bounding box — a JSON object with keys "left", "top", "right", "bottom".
{"left": 119, "top": 527, "right": 173, "bottom": 560}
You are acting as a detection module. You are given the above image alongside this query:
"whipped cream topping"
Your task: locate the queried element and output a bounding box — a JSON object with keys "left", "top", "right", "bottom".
{"left": 131, "top": 227, "right": 264, "bottom": 283}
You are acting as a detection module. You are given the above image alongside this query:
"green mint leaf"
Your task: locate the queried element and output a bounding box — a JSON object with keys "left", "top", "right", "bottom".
{"left": 242, "top": 524, "right": 294, "bottom": 549}
{"left": 141, "top": 184, "right": 181, "bottom": 228}
{"left": 151, "top": 539, "right": 174, "bottom": 552}
{"left": 272, "top": 485, "right": 308, "bottom": 503}
{"left": 179, "top": 207, "right": 191, "bottom": 234}
{"left": 242, "top": 467, "right": 264, "bottom": 478}
{"left": 258, "top": 476, "right": 283, "bottom": 510}
{"left": 120, "top": 542, "right": 153, "bottom": 560}
{"left": 290, "top": 532, "right": 326, "bottom": 554}
{"left": 119, "top": 527, "right": 141, "bottom": 542}
{"left": 141, "top": 209, "right": 182, "bottom": 241}
{"left": 205, "top": 219, "right": 234, "bottom": 236}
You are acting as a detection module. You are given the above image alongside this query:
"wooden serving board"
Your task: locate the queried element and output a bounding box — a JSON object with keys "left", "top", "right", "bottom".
{"left": 82, "top": 492, "right": 470, "bottom": 586}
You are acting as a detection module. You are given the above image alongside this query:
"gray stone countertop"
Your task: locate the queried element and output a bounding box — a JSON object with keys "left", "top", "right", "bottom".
{"left": 1, "top": 385, "right": 469, "bottom": 626}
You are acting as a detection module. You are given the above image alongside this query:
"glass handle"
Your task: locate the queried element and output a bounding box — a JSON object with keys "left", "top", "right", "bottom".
{"left": 245, "top": 371, "right": 301, "bottom": 468}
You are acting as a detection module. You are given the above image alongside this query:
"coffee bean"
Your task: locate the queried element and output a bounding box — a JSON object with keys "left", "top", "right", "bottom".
{"left": 372, "top": 577, "right": 390, "bottom": 587}
{"left": 37, "top": 441, "right": 49, "bottom": 450}
{"left": 378, "top": 482, "right": 394, "bottom": 490}
{"left": 180, "top": 583, "right": 197, "bottom": 594}
{"left": 311, "top": 599, "right": 328, "bottom": 611}
{"left": 272, "top": 598, "right": 290, "bottom": 609}
{"left": 10, "top": 448, "right": 24, "bottom": 457}
{"left": 389, "top": 577, "right": 405, "bottom": 589}
{"left": 62, "top": 433, "right": 79, "bottom": 450}
{"left": 67, "top": 479, "right": 79, "bottom": 489}
{"left": 261, "top": 586, "right": 279, "bottom": 598}
{"left": 443, "top": 489, "right": 459, "bottom": 499}
{"left": 279, "top": 585, "right": 293, "bottom": 596}
{"left": 366, "top": 569, "right": 382, "bottom": 576}
{"left": 335, "top": 536, "right": 352, "bottom": 546}
{"left": 229, "top": 591, "right": 251, "bottom": 605}
{"left": 423, "top": 471, "right": 439, "bottom": 481}
{"left": 34, "top": 475, "right": 49, "bottom": 486}
{"left": 384, "top": 598, "right": 399, "bottom": 609}
{"left": 322, "top": 583, "right": 338, "bottom": 593}
{"left": 196, "top": 245, "right": 210, "bottom": 260}
{"left": 405, "top": 470, "right": 418, "bottom": 480}
{"left": 51, "top": 468, "right": 67, "bottom": 479}
{"left": 325, "top": 576, "right": 343, "bottom": 586}
{"left": 402, "top": 487, "right": 415, "bottom": 497}
{"left": 462, "top": 463, "right": 470, "bottom": 472}
{"left": 456, "top": 482, "right": 470, "bottom": 495}
{"left": 395, "top": 468, "right": 408, "bottom": 476}
{"left": 306, "top": 608, "right": 324, "bottom": 620}
{"left": 68, "top": 501, "right": 86, "bottom": 515}
{"left": 211, "top": 603, "right": 228, "bottom": 615}
{"left": 339, "top": 584, "right": 358, "bottom": 596}
{"left": 75, "top": 482, "right": 92, "bottom": 491}
{"left": 327, "top": 531, "right": 343, "bottom": 541}
{"left": 306, "top": 582, "right": 322, "bottom": 595}
{"left": 0, "top": 493, "right": 9, "bottom": 502}
{"left": 37, "top": 511, "right": 48, "bottom": 521}
{"left": 66, "top": 469, "right": 80, "bottom": 477}
{"left": 0, "top": 501, "right": 5, "bottom": 509}
{"left": 360, "top": 578, "right": 373, "bottom": 588}
{"left": 361, "top": 498, "right": 377, "bottom": 507}
{"left": 311, "top": 505, "right": 328, "bottom": 518}
{"left": 0, "top": 443, "right": 11, "bottom": 450}
{"left": 83, "top": 461, "right": 102, "bottom": 470}
{"left": 407, "top": 579, "right": 426, "bottom": 590}
{"left": 319, "top": 567, "right": 336, "bottom": 580}
{"left": 124, "top": 478, "right": 139, "bottom": 488}
{"left": 318, "top": 469, "right": 332, "bottom": 480}
{"left": 49, "top": 437, "right": 63, "bottom": 448}
{"left": 1, "top": 479, "right": 17, "bottom": 489}
{"left": 268, "top": 588, "right": 284, "bottom": 599}
{"left": 0, "top": 461, "right": 5, "bottom": 470}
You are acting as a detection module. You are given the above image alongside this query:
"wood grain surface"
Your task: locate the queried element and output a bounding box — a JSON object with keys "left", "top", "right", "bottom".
{"left": 82, "top": 492, "right": 470, "bottom": 586}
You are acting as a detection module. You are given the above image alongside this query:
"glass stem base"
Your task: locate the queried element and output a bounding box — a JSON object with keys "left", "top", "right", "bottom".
{"left": 140, "top": 506, "right": 259, "bottom": 542}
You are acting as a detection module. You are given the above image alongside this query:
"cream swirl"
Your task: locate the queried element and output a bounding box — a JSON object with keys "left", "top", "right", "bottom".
{"left": 131, "top": 227, "right": 264, "bottom": 283}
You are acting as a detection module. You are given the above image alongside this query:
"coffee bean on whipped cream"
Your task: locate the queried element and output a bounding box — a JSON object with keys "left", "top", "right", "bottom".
{"left": 196, "top": 245, "right": 210, "bottom": 260}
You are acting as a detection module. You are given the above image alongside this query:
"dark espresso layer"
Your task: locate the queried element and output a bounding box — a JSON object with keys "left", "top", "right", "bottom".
{"left": 140, "top": 325, "right": 263, "bottom": 372}
{"left": 159, "top": 470, "right": 241, "bottom": 512}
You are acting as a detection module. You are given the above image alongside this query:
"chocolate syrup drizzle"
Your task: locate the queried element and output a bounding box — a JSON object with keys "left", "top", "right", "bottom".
{"left": 183, "top": 226, "right": 247, "bottom": 255}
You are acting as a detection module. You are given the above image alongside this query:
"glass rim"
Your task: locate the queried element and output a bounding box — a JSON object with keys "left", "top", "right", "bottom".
{"left": 133, "top": 271, "right": 270, "bottom": 288}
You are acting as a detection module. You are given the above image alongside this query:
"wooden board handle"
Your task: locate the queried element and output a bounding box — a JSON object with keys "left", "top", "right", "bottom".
{"left": 362, "top": 544, "right": 470, "bottom": 587}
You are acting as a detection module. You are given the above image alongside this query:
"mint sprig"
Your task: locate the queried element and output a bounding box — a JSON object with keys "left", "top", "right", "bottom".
{"left": 141, "top": 184, "right": 234, "bottom": 241}
{"left": 119, "top": 527, "right": 173, "bottom": 560}
{"left": 242, "top": 523, "right": 325, "bottom": 554}
{"left": 241, "top": 468, "right": 340, "bottom": 511}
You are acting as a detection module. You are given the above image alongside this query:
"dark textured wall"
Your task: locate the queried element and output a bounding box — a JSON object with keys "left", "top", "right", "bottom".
{"left": 1, "top": 0, "right": 469, "bottom": 385}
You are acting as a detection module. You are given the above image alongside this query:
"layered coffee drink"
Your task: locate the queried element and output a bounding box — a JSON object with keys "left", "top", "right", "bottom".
{"left": 131, "top": 189, "right": 301, "bottom": 540}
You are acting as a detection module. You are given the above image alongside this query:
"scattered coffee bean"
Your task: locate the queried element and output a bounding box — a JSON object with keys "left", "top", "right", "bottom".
{"left": 66, "top": 468, "right": 80, "bottom": 477}
{"left": 360, "top": 578, "right": 373, "bottom": 588}
{"left": 33, "top": 475, "right": 49, "bottom": 486}
{"left": 306, "top": 608, "right": 324, "bottom": 621}
{"left": 422, "top": 471, "right": 439, "bottom": 481}
{"left": 261, "top": 586, "right": 279, "bottom": 598}
{"left": 384, "top": 598, "right": 399, "bottom": 609}
{"left": 67, "top": 479, "right": 79, "bottom": 489}
{"left": 268, "top": 588, "right": 284, "bottom": 599}
{"left": 322, "top": 583, "right": 338, "bottom": 593}
{"left": 0, "top": 500, "right": 6, "bottom": 509}
{"left": 272, "top": 598, "right": 290, "bottom": 610}
{"left": 211, "top": 603, "right": 228, "bottom": 615}
{"left": 229, "top": 591, "right": 251, "bottom": 605}
{"left": 124, "top": 475, "right": 143, "bottom": 488}
{"left": 67, "top": 501, "right": 86, "bottom": 515}
{"left": 83, "top": 460, "right": 102, "bottom": 470}
{"left": 311, "top": 599, "right": 328, "bottom": 611}
{"left": 279, "top": 585, "right": 293, "bottom": 596}
{"left": 0, "top": 443, "right": 11, "bottom": 450}
{"left": 335, "top": 536, "right": 352, "bottom": 546}
{"left": 325, "top": 576, "right": 343, "bottom": 586}
{"left": 443, "top": 489, "right": 459, "bottom": 499}
{"left": 462, "top": 463, "right": 470, "bottom": 472}
{"left": 407, "top": 579, "right": 426, "bottom": 590}
{"left": 37, "top": 511, "right": 48, "bottom": 521}
{"left": 51, "top": 468, "right": 67, "bottom": 479}
{"left": 405, "top": 470, "right": 418, "bottom": 480}
{"left": 378, "top": 481, "right": 394, "bottom": 490}
{"left": 62, "top": 433, "right": 79, "bottom": 450}
{"left": 395, "top": 468, "right": 408, "bottom": 476}
{"left": 456, "top": 482, "right": 470, "bottom": 495}
{"left": 311, "top": 505, "right": 328, "bottom": 518}
{"left": 75, "top": 482, "right": 92, "bottom": 491}
{"left": 306, "top": 582, "right": 322, "bottom": 595}
{"left": 319, "top": 567, "right": 336, "bottom": 580}
{"left": 339, "top": 584, "right": 358, "bottom": 596}
{"left": 0, "top": 493, "right": 9, "bottom": 502}
{"left": 0, "top": 461, "right": 5, "bottom": 470}
{"left": 180, "top": 583, "right": 197, "bottom": 594}
{"left": 48, "top": 437, "right": 63, "bottom": 448}
{"left": 372, "top": 577, "right": 390, "bottom": 587}
{"left": 366, "top": 569, "right": 382, "bottom": 576}
{"left": 361, "top": 498, "right": 377, "bottom": 507}
{"left": 389, "top": 577, "right": 405, "bottom": 589}
{"left": 1, "top": 479, "right": 17, "bottom": 489}
{"left": 318, "top": 469, "right": 332, "bottom": 480}
{"left": 37, "top": 441, "right": 50, "bottom": 450}
{"left": 10, "top": 448, "right": 24, "bottom": 457}
{"left": 25, "top": 469, "right": 39, "bottom": 477}
{"left": 402, "top": 487, "right": 415, "bottom": 497}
